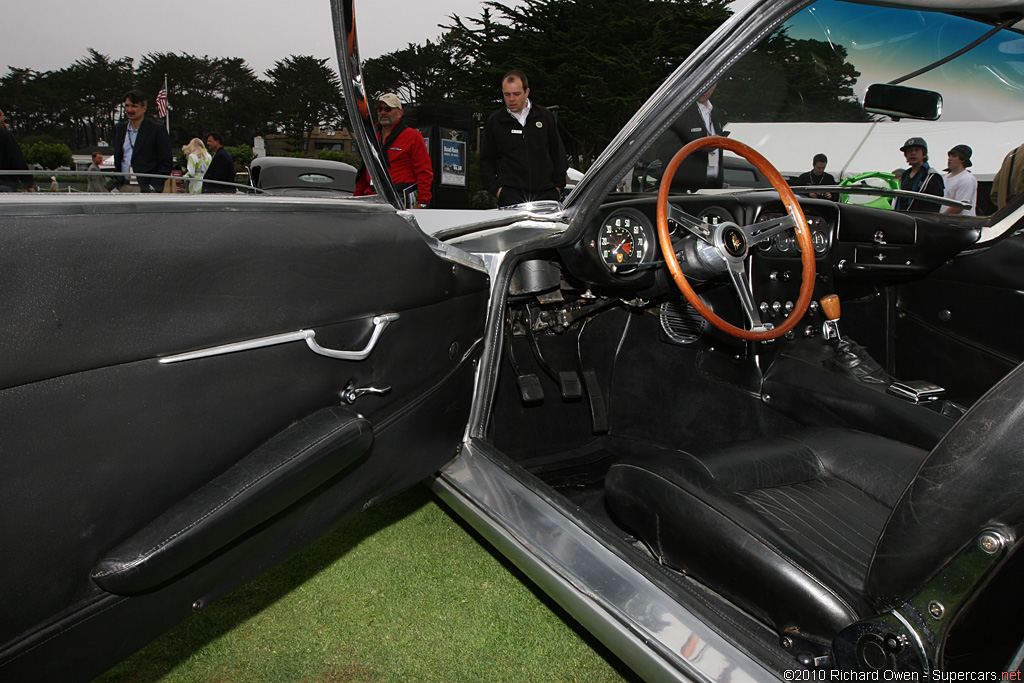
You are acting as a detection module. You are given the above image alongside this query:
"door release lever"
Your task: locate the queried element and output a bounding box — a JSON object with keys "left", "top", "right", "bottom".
{"left": 341, "top": 383, "right": 392, "bottom": 404}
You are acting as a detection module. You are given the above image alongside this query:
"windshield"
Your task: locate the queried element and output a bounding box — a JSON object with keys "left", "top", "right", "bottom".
{"left": 633, "top": 0, "right": 1024, "bottom": 214}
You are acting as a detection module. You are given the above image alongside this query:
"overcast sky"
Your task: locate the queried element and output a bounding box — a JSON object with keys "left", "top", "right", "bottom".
{"left": 1, "top": 0, "right": 495, "bottom": 79}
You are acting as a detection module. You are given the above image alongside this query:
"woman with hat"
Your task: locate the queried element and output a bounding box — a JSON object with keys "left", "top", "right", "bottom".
{"left": 942, "top": 144, "right": 977, "bottom": 216}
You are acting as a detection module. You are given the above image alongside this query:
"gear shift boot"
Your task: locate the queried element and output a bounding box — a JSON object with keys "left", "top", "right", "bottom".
{"left": 827, "top": 339, "right": 892, "bottom": 384}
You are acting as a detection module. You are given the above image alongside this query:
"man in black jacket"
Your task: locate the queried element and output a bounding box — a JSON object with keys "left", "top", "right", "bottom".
{"left": 202, "top": 132, "right": 235, "bottom": 193}
{"left": 669, "top": 82, "right": 726, "bottom": 191}
{"left": 793, "top": 153, "right": 838, "bottom": 201}
{"left": 894, "top": 137, "right": 944, "bottom": 212}
{"left": 480, "top": 70, "right": 567, "bottom": 207}
{"left": 112, "top": 89, "right": 172, "bottom": 193}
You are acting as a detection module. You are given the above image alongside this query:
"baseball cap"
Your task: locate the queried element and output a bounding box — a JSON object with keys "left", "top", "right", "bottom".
{"left": 900, "top": 137, "right": 928, "bottom": 153}
{"left": 377, "top": 93, "right": 403, "bottom": 109}
{"left": 948, "top": 144, "right": 973, "bottom": 168}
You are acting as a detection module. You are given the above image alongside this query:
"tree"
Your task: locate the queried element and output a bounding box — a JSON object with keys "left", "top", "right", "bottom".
{"left": 226, "top": 144, "right": 255, "bottom": 172}
{"left": 444, "top": 0, "right": 733, "bottom": 168}
{"left": 0, "top": 52, "right": 135, "bottom": 149}
{"left": 363, "top": 35, "right": 472, "bottom": 104}
{"left": 24, "top": 141, "right": 73, "bottom": 169}
{"left": 717, "top": 29, "right": 870, "bottom": 123}
{"left": 265, "top": 56, "right": 346, "bottom": 154}
{"left": 55, "top": 50, "right": 136, "bottom": 147}
{"left": 314, "top": 149, "right": 361, "bottom": 167}
{"left": 136, "top": 53, "right": 269, "bottom": 147}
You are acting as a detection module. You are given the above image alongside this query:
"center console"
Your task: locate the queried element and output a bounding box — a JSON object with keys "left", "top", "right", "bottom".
{"left": 761, "top": 337, "right": 965, "bottom": 450}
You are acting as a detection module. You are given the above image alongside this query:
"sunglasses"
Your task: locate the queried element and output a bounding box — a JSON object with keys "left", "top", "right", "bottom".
{"left": 377, "top": 104, "right": 395, "bottom": 112}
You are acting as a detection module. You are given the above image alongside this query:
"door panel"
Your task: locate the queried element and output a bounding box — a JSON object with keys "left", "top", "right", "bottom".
{"left": 0, "top": 198, "right": 489, "bottom": 681}
{"left": 895, "top": 233, "right": 1024, "bottom": 405}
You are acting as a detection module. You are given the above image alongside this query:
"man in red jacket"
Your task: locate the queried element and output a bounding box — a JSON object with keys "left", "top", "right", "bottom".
{"left": 354, "top": 93, "right": 432, "bottom": 208}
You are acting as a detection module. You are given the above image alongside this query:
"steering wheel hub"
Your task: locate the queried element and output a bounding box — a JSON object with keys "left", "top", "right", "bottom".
{"left": 718, "top": 223, "right": 748, "bottom": 259}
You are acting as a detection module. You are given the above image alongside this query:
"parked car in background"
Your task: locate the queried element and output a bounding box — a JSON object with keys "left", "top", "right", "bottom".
{"left": 3, "top": 0, "right": 1024, "bottom": 680}
{"left": 249, "top": 156, "right": 356, "bottom": 197}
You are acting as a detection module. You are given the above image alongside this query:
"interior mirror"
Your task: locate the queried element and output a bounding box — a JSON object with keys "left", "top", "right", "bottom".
{"left": 863, "top": 83, "right": 943, "bottom": 121}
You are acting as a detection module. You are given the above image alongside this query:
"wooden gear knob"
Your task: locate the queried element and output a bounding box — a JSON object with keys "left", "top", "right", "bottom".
{"left": 820, "top": 294, "right": 841, "bottom": 321}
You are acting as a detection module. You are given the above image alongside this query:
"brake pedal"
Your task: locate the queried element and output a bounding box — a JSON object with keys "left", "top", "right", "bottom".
{"left": 525, "top": 321, "right": 582, "bottom": 401}
{"left": 557, "top": 371, "right": 583, "bottom": 400}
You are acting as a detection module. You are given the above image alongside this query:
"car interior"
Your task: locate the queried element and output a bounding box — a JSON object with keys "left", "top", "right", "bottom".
{"left": 478, "top": 170, "right": 1024, "bottom": 672}
{"left": 464, "top": 3, "right": 1024, "bottom": 664}
{"left": 6, "top": 0, "right": 1024, "bottom": 678}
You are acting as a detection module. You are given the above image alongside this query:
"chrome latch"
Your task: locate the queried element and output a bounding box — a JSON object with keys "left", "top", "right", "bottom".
{"left": 341, "top": 382, "right": 392, "bottom": 404}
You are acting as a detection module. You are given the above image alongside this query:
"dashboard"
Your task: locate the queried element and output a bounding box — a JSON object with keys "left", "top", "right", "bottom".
{"left": 560, "top": 192, "right": 978, "bottom": 335}
{"left": 578, "top": 195, "right": 838, "bottom": 286}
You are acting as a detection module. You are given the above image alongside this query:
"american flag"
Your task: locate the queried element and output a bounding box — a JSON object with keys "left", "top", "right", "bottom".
{"left": 156, "top": 78, "right": 170, "bottom": 118}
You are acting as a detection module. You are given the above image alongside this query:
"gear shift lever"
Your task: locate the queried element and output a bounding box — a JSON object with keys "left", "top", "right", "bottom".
{"left": 819, "top": 294, "right": 891, "bottom": 384}
{"left": 820, "top": 293, "right": 842, "bottom": 340}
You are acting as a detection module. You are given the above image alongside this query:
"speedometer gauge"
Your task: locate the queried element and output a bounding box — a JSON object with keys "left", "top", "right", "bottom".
{"left": 598, "top": 208, "right": 651, "bottom": 268}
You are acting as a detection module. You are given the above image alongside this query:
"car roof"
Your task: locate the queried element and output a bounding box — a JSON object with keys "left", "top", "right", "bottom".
{"left": 862, "top": 0, "right": 1024, "bottom": 30}
{"left": 248, "top": 156, "right": 357, "bottom": 192}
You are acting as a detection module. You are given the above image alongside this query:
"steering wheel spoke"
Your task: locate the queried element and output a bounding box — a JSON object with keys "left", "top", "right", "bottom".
{"left": 656, "top": 135, "right": 815, "bottom": 341}
{"left": 668, "top": 204, "right": 714, "bottom": 244}
{"left": 742, "top": 213, "right": 797, "bottom": 247}
{"left": 726, "top": 259, "right": 766, "bottom": 330}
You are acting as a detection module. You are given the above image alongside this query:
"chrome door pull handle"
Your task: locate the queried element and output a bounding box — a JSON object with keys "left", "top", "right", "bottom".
{"left": 159, "top": 313, "right": 400, "bottom": 364}
{"left": 303, "top": 313, "right": 400, "bottom": 361}
{"left": 340, "top": 384, "right": 392, "bottom": 404}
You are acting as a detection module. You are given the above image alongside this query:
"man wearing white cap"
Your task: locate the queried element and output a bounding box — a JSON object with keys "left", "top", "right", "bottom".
{"left": 942, "top": 144, "right": 977, "bottom": 216}
{"left": 354, "top": 93, "right": 432, "bottom": 208}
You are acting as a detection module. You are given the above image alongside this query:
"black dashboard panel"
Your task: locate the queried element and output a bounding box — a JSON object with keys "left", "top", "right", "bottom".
{"left": 558, "top": 194, "right": 980, "bottom": 340}
{"left": 566, "top": 194, "right": 978, "bottom": 291}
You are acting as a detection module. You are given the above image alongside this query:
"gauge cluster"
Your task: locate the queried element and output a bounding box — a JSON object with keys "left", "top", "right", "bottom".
{"left": 597, "top": 207, "right": 652, "bottom": 269}
{"left": 755, "top": 213, "right": 831, "bottom": 256}
{"left": 572, "top": 199, "right": 836, "bottom": 295}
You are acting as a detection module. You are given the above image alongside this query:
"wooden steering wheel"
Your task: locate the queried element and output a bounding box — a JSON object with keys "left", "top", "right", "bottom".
{"left": 656, "top": 136, "right": 815, "bottom": 341}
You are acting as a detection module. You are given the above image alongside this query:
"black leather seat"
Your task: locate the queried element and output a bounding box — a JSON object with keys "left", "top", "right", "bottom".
{"left": 605, "top": 362, "right": 1024, "bottom": 647}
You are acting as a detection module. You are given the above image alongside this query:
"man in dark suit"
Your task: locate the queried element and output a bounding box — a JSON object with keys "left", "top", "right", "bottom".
{"left": 666, "top": 82, "right": 726, "bottom": 191}
{"left": 202, "top": 132, "right": 235, "bottom": 193}
{"left": 112, "top": 89, "right": 172, "bottom": 193}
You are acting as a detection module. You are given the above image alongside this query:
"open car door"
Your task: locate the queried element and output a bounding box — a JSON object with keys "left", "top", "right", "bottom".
{"left": 0, "top": 2, "right": 489, "bottom": 678}
{"left": 0, "top": 195, "right": 488, "bottom": 681}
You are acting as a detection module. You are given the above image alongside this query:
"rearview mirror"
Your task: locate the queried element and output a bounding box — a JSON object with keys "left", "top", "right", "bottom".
{"left": 863, "top": 84, "right": 943, "bottom": 121}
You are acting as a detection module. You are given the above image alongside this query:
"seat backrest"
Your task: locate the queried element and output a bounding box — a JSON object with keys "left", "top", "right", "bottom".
{"left": 867, "top": 361, "right": 1024, "bottom": 602}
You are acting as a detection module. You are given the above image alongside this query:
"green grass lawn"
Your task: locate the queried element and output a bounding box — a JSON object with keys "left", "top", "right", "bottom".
{"left": 95, "top": 484, "right": 639, "bottom": 683}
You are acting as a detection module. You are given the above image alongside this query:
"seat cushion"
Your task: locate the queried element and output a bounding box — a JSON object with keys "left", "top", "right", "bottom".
{"left": 605, "top": 427, "right": 927, "bottom": 638}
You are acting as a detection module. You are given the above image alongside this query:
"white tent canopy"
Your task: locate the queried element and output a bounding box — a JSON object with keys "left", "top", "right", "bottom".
{"left": 727, "top": 121, "right": 1020, "bottom": 182}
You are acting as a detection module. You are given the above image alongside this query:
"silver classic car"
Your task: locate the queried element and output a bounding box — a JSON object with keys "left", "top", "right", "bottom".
{"left": 4, "top": 0, "right": 1024, "bottom": 680}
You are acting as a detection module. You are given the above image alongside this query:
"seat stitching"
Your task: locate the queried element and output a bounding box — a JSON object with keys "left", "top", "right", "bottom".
{"left": 748, "top": 482, "right": 881, "bottom": 547}
{"left": 741, "top": 489, "right": 871, "bottom": 573}
{"left": 741, "top": 481, "right": 883, "bottom": 574}
{"left": 613, "top": 464, "right": 861, "bottom": 619}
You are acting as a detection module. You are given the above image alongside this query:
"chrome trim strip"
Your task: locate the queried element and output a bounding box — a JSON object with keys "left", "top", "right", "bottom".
{"left": 331, "top": 0, "right": 403, "bottom": 210}
{"left": 430, "top": 206, "right": 566, "bottom": 242}
{"left": 158, "top": 330, "right": 311, "bottom": 364}
{"left": 159, "top": 313, "right": 399, "bottom": 364}
{"left": 433, "top": 441, "right": 777, "bottom": 683}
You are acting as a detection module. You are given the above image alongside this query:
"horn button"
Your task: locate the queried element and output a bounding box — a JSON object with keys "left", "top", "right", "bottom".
{"left": 717, "top": 223, "right": 748, "bottom": 258}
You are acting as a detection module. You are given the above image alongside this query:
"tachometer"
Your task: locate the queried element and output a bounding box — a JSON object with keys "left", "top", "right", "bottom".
{"left": 598, "top": 208, "right": 651, "bottom": 268}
